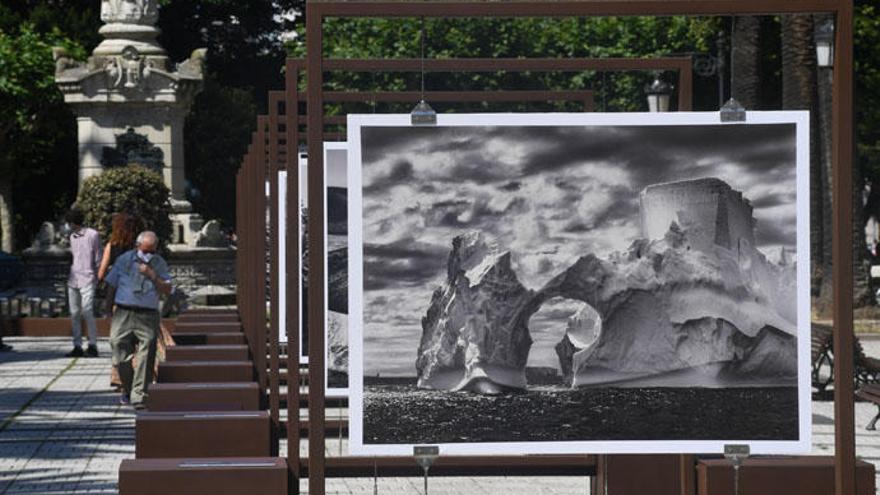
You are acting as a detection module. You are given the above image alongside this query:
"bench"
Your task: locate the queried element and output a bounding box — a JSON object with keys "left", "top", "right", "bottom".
{"left": 812, "top": 324, "right": 833, "bottom": 392}
{"left": 811, "top": 324, "right": 880, "bottom": 391}
{"left": 857, "top": 383, "right": 880, "bottom": 430}
{"left": 855, "top": 339, "right": 880, "bottom": 386}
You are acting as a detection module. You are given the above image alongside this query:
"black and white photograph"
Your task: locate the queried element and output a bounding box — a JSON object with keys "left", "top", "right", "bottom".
{"left": 325, "top": 143, "right": 350, "bottom": 397}
{"left": 278, "top": 156, "right": 310, "bottom": 367}
{"left": 347, "top": 112, "right": 811, "bottom": 456}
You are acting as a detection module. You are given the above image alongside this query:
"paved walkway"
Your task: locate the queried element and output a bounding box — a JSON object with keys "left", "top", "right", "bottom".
{"left": 0, "top": 338, "right": 135, "bottom": 494}
{"left": 1, "top": 337, "right": 880, "bottom": 494}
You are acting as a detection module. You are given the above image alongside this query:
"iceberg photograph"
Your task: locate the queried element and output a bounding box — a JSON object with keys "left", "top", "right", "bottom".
{"left": 295, "top": 149, "right": 351, "bottom": 391}
{"left": 348, "top": 113, "right": 810, "bottom": 456}
{"left": 325, "top": 144, "right": 349, "bottom": 396}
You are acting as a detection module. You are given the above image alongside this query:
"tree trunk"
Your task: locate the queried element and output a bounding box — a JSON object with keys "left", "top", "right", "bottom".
{"left": 731, "top": 16, "right": 761, "bottom": 109}
{"left": 0, "top": 180, "right": 13, "bottom": 253}
{"left": 854, "top": 149, "right": 874, "bottom": 307}
{"left": 782, "top": 14, "right": 829, "bottom": 310}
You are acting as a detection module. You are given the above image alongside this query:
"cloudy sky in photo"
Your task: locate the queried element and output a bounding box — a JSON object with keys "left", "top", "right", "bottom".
{"left": 358, "top": 123, "right": 798, "bottom": 376}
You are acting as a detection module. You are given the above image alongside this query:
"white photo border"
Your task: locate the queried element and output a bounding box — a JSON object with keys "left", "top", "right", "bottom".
{"left": 324, "top": 141, "right": 351, "bottom": 399}
{"left": 347, "top": 111, "right": 811, "bottom": 457}
{"left": 279, "top": 155, "right": 310, "bottom": 368}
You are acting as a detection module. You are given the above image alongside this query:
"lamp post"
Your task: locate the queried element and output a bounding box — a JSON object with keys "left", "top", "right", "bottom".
{"left": 814, "top": 14, "right": 835, "bottom": 313}
{"left": 814, "top": 17, "right": 835, "bottom": 68}
{"left": 645, "top": 75, "right": 674, "bottom": 112}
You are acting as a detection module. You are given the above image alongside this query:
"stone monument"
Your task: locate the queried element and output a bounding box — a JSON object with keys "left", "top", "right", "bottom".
{"left": 53, "top": 0, "right": 207, "bottom": 246}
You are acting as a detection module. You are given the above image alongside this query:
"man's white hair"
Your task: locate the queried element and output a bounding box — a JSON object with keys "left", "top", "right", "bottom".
{"left": 136, "top": 230, "right": 158, "bottom": 246}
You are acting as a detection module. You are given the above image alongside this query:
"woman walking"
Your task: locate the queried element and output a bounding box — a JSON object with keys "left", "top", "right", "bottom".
{"left": 98, "top": 213, "right": 140, "bottom": 390}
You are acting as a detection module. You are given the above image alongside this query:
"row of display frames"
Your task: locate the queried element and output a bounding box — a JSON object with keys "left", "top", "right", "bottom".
{"left": 117, "top": 310, "right": 290, "bottom": 495}
{"left": 239, "top": 60, "right": 866, "bottom": 493}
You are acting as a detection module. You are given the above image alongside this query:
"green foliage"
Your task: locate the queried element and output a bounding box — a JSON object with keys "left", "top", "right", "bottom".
{"left": 154, "top": 0, "right": 299, "bottom": 227}
{"left": 0, "top": 23, "right": 84, "bottom": 249}
{"left": 288, "top": 16, "right": 723, "bottom": 113}
{"left": 76, "top": 166, "right": 173, "bottom": 247}
{"left": 0, "top": 23, "right": 83, "bottom": 154}
{"left": 157, "top": 0, "right": 299, "bottom": 110}
{"left": 185, "top": 77, "right": 257, "bottom": 226}
{"left": 0, "top": 0, "right": 300, "bottom": 240}
{"left": 856, "top": 2, "right": 880, "bottom": 222}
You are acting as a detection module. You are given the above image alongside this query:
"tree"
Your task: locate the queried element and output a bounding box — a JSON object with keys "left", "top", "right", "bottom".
{"left": 289, "top": 16, "right": 723, "bottom": 112}
{"left": 780, "top": 11, "right": 877, "bottom": 312}
{"left": 0, "top": 23, "right": 84, "bottom": 252}
{"left": 152, "top": 0, "right": 300, "bottom": 227}
{"left": 184, "top": 77, "right": 257, "bottom": 226}
{"left": 76, "top": 166, "right": 173, "bottom": 248}
{"left": 0, "top": 0, "right": 302, "bottom": 241}
{"left": 857, "top": 3, "right": 880, "bottom": 238}
{"left": 730, "top": 16, "right": 761, "bottom": 109}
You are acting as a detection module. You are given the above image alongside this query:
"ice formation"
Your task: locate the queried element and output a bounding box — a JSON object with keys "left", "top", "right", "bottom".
{"left": 327, "top": 311, "right": 348, "bottom": 374}
{"left": 416, "top": 232, "right": 536, "bottom": 392}
{"left": 415, "top": 178, "right": 798, "bottom": 393}
{"left": 554, "top": 304, "right": 602, "bottom": 386}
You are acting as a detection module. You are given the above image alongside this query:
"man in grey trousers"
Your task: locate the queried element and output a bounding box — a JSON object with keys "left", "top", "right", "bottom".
{"left": 104, "top": 231, "right": 172, "bottom": 408}
{"left": 65, "top": 207, "right": 102, "bottom": 358}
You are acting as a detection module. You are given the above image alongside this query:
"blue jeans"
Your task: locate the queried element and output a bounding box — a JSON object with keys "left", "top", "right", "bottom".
{"left": 68, "top": 283, "right": 97, "bottom": 348}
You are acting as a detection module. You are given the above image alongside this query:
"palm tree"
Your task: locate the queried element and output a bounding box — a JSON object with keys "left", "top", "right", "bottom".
{"left": 730, "top": 16, "right": 761, "bottom": 109}
{"left": 784, "top": 14, "right": 874, "bottom": 311}
{"left": 782, "top": 14, "right": 831, "bottom": 309}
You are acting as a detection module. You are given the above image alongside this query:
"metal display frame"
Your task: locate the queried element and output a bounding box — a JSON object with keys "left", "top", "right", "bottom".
{"left": 265, "top": 56, "right": 693, "bottom": 421}
{"left": 301, "top": 3, "right": 855, "bottom": 495}
{"left": 247, "top": 56, "right": 697, "bottom": 493}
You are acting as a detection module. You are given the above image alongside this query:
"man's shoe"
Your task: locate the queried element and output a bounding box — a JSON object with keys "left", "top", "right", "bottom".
{"left": 119, "top": 393, "right": 131, "bottom": 405}
{"left": 65, "top": 346, "right": 84, "bottom": 358}
{"left": 132, "top": 402, "right": 146, "bottom": 411}
{"left": 0, "top": 343, "right": 12, "bottom": 352}
{"left": 85, "top": 345, "right": 98, "bottom": 358}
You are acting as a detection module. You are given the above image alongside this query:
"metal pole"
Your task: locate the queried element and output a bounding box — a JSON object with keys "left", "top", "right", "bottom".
{"left": 306, "top": 4, "right": 327, "bottom": 494}
{"left": 268, "top": 94, "right": 282, "bottom": 452}
{"left": 307, "top": 3, "right": 851, "bottom": 494}
{"left": 284, "top": 59, "right": 302, "bottom": 495}
{"left": 831, "top": 4, "right": 856, "bottom": 495}
{"left": 423, "top": 466, "right": 429, "bottom": 495}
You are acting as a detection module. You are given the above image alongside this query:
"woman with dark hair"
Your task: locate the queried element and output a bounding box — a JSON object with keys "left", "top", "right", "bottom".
{"left": 99, "top": 213, "right": 141, "bottom": 389}
{"left": 98, "top": 213, "right": 141, "bottom": 282}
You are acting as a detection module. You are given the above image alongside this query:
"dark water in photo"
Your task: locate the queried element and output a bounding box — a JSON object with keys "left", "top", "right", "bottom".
{"left": 363, "top": 385, "right": 798, "bottom": 444}
{"left": 328, "top": 370, "right": 348, "bottom": 389}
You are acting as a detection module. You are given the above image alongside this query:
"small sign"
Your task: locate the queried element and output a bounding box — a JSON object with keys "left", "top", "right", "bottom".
{"left": 414, "top": 445, "right": 439, "bottom": 457}
{"left": 414, "top": 445, "right": 440, "bottom": 469}
{"left": 179, "top": 461, "right": 277, "bottom": 469}
{"left": 411, "top": 101, "right": 437, "bottom": 125}
{"left": 183, "top": 412, "right": 263, "bottom": 419}
{"left": 720, "top": 98, "right": 747, "bottom": 122}
{"left": 724, "top": 444, "right": 751, "bottom": 457}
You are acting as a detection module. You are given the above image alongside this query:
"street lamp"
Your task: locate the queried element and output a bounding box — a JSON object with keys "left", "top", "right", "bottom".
{"left": 814, "top": 17, "right": 835, "bottom": 68}
{"left": 645, "top": 75, "right": 674, "bottom": 112}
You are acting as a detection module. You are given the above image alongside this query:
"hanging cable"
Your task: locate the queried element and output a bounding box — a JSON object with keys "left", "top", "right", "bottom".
{"left": 420, "top": 16, "right": 427, "bottom": 102}
{"left": 411, "top": 16, "right": 436, "bottom": 125}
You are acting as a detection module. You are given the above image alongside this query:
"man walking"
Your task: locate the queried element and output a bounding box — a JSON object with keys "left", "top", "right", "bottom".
{"left": 65, "top": 207, "right": 102, "bottom": 358}
{"left": 105, "top": 231, "right": 172, "bottom": 407}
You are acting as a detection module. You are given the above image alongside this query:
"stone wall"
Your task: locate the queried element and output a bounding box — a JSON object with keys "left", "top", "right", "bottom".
{"left": 13, "top": 247, "right": 235, "bottom": 315}
{"left": 639, "top": 177, "right": 755, "bottom": 252}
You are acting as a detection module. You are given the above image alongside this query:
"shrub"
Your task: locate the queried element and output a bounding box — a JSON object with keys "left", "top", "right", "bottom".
{"left": 76, "top": 165, "right": 172, "bottom": 247}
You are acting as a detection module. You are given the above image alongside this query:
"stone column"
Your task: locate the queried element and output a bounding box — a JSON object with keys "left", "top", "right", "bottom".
{"left": 54, "top": 0, "right": 206, "bottom": 245}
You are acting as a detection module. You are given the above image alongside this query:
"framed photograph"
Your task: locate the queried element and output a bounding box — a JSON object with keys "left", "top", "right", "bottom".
{"left": 279, "top": 154, "right": 309, "bottom": 368}
{"left": 347, "top": 112, "right": 810, "bottom": 456}
{"left": 325, "top": 142, "right": 350, "bottom": 399}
